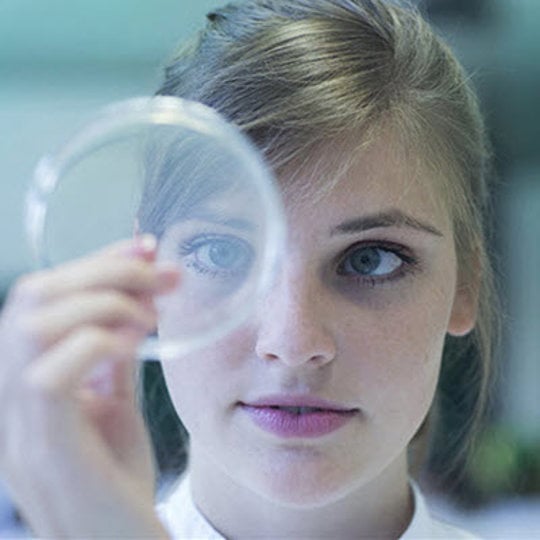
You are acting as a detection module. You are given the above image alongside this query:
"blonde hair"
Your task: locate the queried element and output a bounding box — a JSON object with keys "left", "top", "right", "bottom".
{"left": 144, "top": 0, "right": 500, "bottom": 479}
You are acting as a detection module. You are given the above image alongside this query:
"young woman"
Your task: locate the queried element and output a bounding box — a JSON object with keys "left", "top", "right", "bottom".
{"left": 0, "top": 0, "right": 498, "bottom": 538}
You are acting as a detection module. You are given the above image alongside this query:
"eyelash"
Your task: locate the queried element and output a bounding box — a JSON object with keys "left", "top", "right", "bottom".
{"left": 336, "top": 240, "right": 420, "bottom": 288}
{"left": 178, "top": 233, "right": 253, "bottom": 280}
{"left": 178, "top": 234, "right": 420, "bottom": 289}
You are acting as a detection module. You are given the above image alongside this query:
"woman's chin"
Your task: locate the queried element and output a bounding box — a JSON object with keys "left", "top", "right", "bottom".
{"left": 244, "top": 458, "right": 360, "bottom": 509}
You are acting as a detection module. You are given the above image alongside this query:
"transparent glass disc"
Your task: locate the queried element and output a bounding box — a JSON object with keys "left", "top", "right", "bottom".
{"left": 25, "top": 97, "right": 285, "bottom": 360}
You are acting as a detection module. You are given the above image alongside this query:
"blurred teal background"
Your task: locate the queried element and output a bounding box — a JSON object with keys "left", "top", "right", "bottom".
{"left": 0, "top": 0, "right": 221, "bottom": 287}
{"left": 0, "top": 0, "right": 539, "bottom": 537}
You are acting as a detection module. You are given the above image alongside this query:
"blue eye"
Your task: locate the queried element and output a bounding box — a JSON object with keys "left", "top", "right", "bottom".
{"left": 340, "top": 246, "right": 402, "bottom": 276}
{"left": 179, "top": 234, "right": 254, "bottom": 279}
{"left": 337, "top": 242, "right": 417, "bottom": 286}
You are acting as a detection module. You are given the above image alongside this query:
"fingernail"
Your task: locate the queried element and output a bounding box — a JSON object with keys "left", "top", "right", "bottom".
{"left": 125, "top": 234, "right": 157, "bottom": 257}
{"left": 136, "top": 234, "right": 157, "bottom": 253}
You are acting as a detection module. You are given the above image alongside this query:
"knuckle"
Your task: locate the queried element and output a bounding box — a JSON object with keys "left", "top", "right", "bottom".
{"left": 12, "top": 269, "right": 58, "bottom": 305}
{"left": 11, "top": 274, "right": 44, "bottom": 302}
{"left": 17, "top": 315, "right": 47, "bottom": 345}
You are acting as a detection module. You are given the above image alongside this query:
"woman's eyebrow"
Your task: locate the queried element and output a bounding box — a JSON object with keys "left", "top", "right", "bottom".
{"left": 330, "top": 209, "right": 444, "bottom": 237}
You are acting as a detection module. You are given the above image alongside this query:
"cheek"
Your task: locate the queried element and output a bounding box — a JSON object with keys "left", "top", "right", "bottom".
{"left": 374, "top": 316, "right": 444, "bottom": 412}
{"left": 335, "top": 277, "right": 454, "bottom": 420}
{"left": 160, "top": 327, "right": 253, "bottom": 432}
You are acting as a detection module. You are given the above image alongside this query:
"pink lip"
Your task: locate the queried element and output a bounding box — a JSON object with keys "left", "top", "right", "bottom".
{"left": 239, "top": 395, "right": 359, "bottom": 439}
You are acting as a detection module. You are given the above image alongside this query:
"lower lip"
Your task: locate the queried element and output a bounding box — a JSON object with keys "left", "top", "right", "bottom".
{"left": 241, "top": 405, "right": 356, "bottom": 438}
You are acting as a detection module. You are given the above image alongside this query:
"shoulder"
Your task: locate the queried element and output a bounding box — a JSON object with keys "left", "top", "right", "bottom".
{"left": 402, "top": 481, "right": 481, "bottom": 539}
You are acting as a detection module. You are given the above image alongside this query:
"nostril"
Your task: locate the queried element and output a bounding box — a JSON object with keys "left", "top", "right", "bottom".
{"left": 254, "top": 291, "right": 337, "bottom": 366}
{"left": 260, "top": 351, "right": 279, "bottom": 362}
{"left": 310, "top": 354, "right": 331, "bottom": 365}
{"left": 255, "top": 344, "right": 335, "bottom": 367}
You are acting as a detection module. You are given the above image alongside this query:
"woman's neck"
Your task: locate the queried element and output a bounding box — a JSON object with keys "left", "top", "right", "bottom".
{"left": 189, "top": 450, "right": 413, "bottom": 539}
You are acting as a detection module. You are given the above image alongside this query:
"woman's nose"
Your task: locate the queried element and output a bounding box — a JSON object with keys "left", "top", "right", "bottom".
{"left": 254, "top": 267, "right": 336, "bottom": 368}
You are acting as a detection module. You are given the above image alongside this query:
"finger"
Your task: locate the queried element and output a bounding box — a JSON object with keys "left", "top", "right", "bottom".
{"left": 83, "top": 360, "right": 155, "bottom": 474}
{"left": 10, "top": 235, "right": 153, "bottom": 298}
{"left": 24, "top": 291, "right": 158, "bottom": 350}
{"left": 23, "top": 326, "right": 141, "bottom": 398}
{"left": 99, "top": 234, "right": 158, "bottom": 262}
{"left": 11, "top": 257, "right": 180, "bottom": 306}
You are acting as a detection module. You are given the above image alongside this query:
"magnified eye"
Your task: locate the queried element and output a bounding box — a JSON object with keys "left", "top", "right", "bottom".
{"left": 180, "top": 234, "right": 254, "bottom": 278}
{"left": 338, "top": 245, "right": 403, "bottom": 277}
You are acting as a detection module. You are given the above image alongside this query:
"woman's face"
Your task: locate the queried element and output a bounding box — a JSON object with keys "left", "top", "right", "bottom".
{"left": 159, "top": 133, "right": 476, "bottom": 506}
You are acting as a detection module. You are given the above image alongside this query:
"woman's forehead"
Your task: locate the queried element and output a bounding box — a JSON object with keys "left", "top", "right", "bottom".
{"left": 275, "top": 131, "right": 453, "bottom": 234}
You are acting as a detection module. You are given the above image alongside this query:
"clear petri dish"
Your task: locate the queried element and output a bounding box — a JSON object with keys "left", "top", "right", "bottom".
{"left": 25, "top": 96, "right": 285, "bottom": 360}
